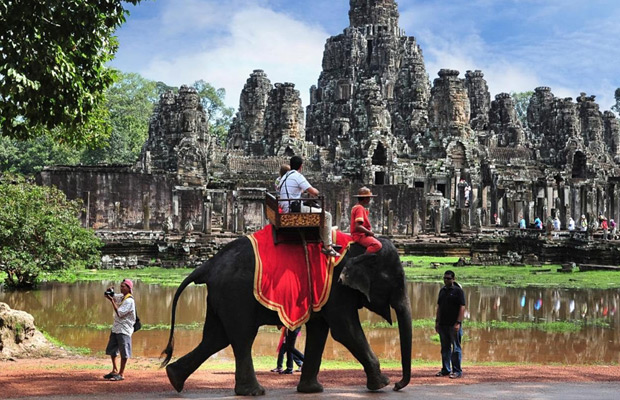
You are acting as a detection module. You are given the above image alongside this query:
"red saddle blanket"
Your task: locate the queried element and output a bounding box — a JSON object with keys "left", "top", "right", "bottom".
{"left": 248, "top": 224, "right": 353, "bottom": 330}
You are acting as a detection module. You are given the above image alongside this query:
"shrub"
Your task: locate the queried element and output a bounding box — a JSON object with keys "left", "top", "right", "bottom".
{"left": 0, "top": 174, "right": 102, "bottom": 288}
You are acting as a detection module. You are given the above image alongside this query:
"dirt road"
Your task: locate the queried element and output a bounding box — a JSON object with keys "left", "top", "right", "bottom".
{"left": 2, "top": 357, "right": 619, "bottom": 399}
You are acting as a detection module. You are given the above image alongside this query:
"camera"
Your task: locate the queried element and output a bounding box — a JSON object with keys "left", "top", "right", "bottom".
{"left": 104, "top": 288, "right": 115, "bottom": 297}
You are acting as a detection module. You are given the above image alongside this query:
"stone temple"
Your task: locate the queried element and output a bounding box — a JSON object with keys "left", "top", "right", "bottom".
{"left": 40, "top": 0, "right": 620, "bottom": 262}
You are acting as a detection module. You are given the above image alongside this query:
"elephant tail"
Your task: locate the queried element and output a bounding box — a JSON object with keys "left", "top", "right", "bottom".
{"left": 160, "top": 263, "right": 206, "bottom": 367}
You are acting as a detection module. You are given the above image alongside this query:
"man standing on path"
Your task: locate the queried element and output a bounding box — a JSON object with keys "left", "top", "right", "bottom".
{"left": 435, "top": 270, "right": 466, "bottom": 379}
{"left": 103, "top": 279, "right": 136, "bottom": 381}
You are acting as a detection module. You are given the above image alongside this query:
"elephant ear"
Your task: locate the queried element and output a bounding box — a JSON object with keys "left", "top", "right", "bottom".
{"left": 339, "top": 253, "right": 378, "bottom": 302}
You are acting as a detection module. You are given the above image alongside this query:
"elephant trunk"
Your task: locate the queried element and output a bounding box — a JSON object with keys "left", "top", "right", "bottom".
{"left": 392, "top": 297, "right": 412, "bottom": 391}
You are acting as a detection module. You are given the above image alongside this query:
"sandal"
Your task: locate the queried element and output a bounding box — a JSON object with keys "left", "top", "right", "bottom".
{"left": 103, "top": 372, "right": 117, "bottom": 379}
{"left": 109, "top": 374, "right": 124, "bottom": 381}
{"left": 321, "top": 247, "right": 341, "bottom": 258}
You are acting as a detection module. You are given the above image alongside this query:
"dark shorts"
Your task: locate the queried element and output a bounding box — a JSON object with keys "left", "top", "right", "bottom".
{"left": 105, "top": 332, "right": 132, "bottom": 359}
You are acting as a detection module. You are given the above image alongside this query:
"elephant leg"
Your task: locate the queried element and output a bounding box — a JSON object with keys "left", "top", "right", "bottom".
{"left": 228, "top": 325, "right": 264, "bottom": 396}
{"left": 297, "top": 318, "right": 329, "bottom": 393}
{"left": 329, "top": 313, "right": 389, "bottom": 391}
{"left": 166, "top": 310, "right": 229, "bottom": 392}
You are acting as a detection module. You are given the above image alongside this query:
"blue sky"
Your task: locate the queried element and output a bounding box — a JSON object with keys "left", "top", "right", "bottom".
{"left": 112, "top": 0, "right": 620, "bottom": 112}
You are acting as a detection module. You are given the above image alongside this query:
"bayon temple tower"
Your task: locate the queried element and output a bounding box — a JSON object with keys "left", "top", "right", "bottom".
{"left": 41, "top": 0, "right": 620, "bottom": 236}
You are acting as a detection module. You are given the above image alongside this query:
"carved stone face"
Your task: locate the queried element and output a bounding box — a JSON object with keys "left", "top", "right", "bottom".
{"left": 369, "top": 105, "right": 384, "bottom": 128}
{"left": 282, "top": 109, "right": 298, "bottom": 138}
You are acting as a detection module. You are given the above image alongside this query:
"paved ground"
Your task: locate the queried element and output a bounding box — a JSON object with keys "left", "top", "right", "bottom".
{"left": 21, "top": 383, "right": 620, "bottom": 400}
{"left": 3, "top": 358, "right": 620, "bottom": 399}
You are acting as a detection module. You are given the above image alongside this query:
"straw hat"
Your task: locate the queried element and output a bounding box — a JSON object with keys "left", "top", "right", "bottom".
{"left": 354, "top": 186, "right": 376, "bottom": 198}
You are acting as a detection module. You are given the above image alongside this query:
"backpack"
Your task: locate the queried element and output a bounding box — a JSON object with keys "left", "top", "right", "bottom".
{"left": 133, "top": 313, "right": 142, "bottom": 332}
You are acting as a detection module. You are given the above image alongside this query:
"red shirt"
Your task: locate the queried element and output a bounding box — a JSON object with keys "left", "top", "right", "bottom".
{"left": 351, "top": 204, "right": 371, "bottom": 240}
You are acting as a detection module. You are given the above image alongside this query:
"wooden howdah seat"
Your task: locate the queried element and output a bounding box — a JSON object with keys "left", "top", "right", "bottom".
{"left": 265, "top": 193, "right": 325, "bottom": 244}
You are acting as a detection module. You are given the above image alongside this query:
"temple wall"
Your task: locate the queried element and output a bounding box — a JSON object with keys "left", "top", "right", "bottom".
{"left": 38, "top": 167, "right": 205, "bottom": 231}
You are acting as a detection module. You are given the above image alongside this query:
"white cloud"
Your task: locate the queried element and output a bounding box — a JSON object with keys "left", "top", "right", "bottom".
{"left": 138, "top": 4, "right": 328, "bottom": 109}
{"left": 399, "top": 0, "right": 620, "bottom": 111}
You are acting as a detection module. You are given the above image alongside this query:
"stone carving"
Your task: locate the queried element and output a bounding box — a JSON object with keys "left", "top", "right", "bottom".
{"left": 428, "top": 69, "right": 471, "bottom": 141}
{"left": 490, "top": 93, "right": 525, "bottom": 147}
{"left": 263, "top": 83, "right": 306, "bottom": 156}
{"left": 227, "top": 70, "right": 272, "bottom": 153}
{"left": 138, "top": 85, "right": 209, "bottom": 180}
{"left": 465, "top": 70, "right": 490, "bottom": 131}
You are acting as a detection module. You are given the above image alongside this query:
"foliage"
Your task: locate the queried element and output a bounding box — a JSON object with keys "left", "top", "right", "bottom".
{"left": 511, "top": 91, "right": 534, "bottom": 128}
{"left": 0, "top": 0, "right": 142, "bottom": 146}
{"left": 0, "top": 135, "right": 81, "bottom": 174}
{"left": 613, "top": 88, "right": 620, "bottom": 114}
{"left": 80, "top": 71, "right": 160, "bottom": 164}
{"left": 0, "top": 72, "right": 235, "bottom": 173}
{"left": 48, "top": 266, "right": 196, "bottom": 286}
{"left": 0, "top": 174, "right": 102, "bottom": 288}
{"left": 192, "top": 80, "right": 234, "bottom": 144}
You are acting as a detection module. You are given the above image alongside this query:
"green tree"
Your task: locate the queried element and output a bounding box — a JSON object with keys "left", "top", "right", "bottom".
{"left": 0, "top": 174, "right": 102, "bottom": 288}
{"left": 80, "top": 71, "right": 159, "bottom": 164}
{"left": 192, "top": 80, "right": 234, "bottom": 144}
{"left": 0, "top": 0, "right": 142, "bottom": 146}
{"left": 0, "top": 135, "right": 81, "bottom": 175}
{"left": 511, "top": 91, "right": 534, "bottom": 128}
{"left": 613, "top": 88, "right": 620, "bottom": 114}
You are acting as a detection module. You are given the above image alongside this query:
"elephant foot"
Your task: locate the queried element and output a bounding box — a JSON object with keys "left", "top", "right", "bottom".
{"left": 234, "top": 383, "right": 265, "bottom": 396}
{"left": 166, "top": 363, "right": 186, "bottom": 393}
{"left": 297, "top": 380, "right": 324, "bottom": 393}
{"left": 366, "top": 373, "right": 389, "bottom": 391}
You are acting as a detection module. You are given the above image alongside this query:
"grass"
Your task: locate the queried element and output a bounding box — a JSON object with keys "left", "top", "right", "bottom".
{"left": 53, "top": 318, "right": 606, "bottom": 334}
{"left": 40, "top": 329, "right": 91, "bottom": 355}
{"left": 401, "top": 256, "right": 620, "bottom": 289}
{"left": 42, "top": 267, "right": 195, "bottom": 287}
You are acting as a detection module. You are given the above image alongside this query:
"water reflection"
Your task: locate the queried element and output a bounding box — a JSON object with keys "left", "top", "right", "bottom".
{"left": 1, "top": 281, "right": 618, "bottom": 364}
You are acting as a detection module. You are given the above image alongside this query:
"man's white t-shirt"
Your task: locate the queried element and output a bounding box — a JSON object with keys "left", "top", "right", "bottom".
{"left": 278, "top": 170, "right": 311, "bottom": 212}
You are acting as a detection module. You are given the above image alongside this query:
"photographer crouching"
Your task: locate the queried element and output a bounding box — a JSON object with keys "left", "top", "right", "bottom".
{"left": 103, "top": 279, "right": 136, "bottom": 381}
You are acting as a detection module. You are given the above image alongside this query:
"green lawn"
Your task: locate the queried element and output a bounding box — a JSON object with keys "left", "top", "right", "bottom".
{"left": 401, "top": 256, "right": 620, "bottom": 290}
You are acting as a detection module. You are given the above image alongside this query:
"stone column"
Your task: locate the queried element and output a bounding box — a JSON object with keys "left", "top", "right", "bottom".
{"left": 335, "top": 201, "right": 342, "bottom": 229}
{"left": 546, "top": 186, "right": 553, "bottom": 219}
{"left": 172, "top": 192, "right": 179, "bottom": 230}
{"left": 82, "top": 191, "right": 90, "bottom": 228}
{"left": 613, "top": 186, "right": 620, "bottom": 223}
{"left": 142, "top": 192, "right": 150, "bottom": 230}
{"left": 387, "top": 210, "right": 394, "bottom": 236}
{"left": 203, "top": 201, "right": 212, "bottom": 234}
{"left": 515, "top": 201, "right": 524, "bottom": 223}
{"left": 481, "top": 186, "right": 489, "bottom": 226}
{"left": 412, "top": 209, "right": 419, "bottom": 236}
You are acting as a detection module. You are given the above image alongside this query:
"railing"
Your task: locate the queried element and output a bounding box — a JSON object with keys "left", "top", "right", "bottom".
{"left": 265, "top": 193, "right": 325, "bottom": 229}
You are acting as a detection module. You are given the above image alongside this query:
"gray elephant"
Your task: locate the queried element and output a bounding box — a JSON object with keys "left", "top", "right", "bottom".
{"left": 161, "top": 236, "right": 412, "bottom": 395}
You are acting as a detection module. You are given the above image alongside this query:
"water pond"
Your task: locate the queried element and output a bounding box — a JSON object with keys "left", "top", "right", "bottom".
{"left": 1, "top": 281, "right": 618, "bottom": 364}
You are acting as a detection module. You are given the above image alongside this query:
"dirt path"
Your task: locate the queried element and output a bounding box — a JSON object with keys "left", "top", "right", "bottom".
{"left": 2, "top": 357, "right": 620, "bottom": 399}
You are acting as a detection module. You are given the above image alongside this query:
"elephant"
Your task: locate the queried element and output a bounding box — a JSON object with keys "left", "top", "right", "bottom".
{"left": 161, "top": 235, "right": 412, "bottom": 396}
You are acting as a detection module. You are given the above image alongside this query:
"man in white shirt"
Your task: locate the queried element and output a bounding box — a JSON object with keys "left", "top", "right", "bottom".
{"left": 103, "top": 279, "right": 136, "bottom": 381}
{"left": 278, "top": 155, "right": 340, "bottom": 257}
